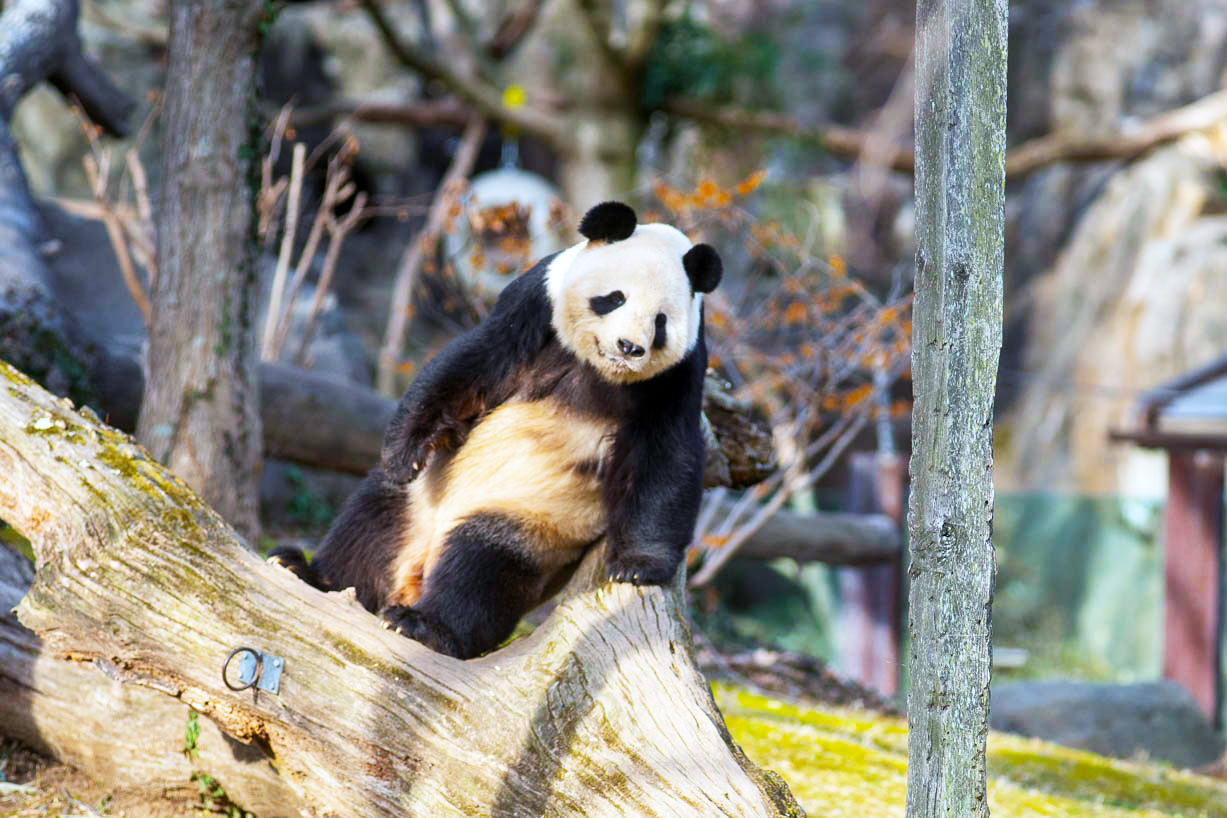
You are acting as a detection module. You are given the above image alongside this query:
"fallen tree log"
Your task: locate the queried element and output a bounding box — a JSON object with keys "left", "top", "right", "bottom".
{"left": 731, "top": 508, "right": 900, "bottom": 566}
{"left": 0, "top": 360, "right": 802, "bottom": 818}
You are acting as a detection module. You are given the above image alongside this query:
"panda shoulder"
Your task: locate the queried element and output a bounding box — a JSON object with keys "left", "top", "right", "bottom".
{"left": 475, "top": 252, "right": 556, "bottom": 349}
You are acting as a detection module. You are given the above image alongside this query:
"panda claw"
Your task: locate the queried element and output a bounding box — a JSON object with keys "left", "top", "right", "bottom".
{"left": 266, "top": 555, "right": 283, "bottom": 566}
{"left": 381, "top": 620, "right": 391, "bottom": 629}
{"left": 607, "top": 552, "right": 677, "bottom": 586}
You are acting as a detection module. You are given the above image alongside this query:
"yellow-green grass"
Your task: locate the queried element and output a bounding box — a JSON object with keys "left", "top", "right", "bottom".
{"left": 717, "top": 685, "right": 1227, "bottom": 818}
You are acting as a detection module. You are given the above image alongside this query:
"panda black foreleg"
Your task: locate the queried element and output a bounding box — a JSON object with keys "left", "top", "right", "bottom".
{"left": 604, "top": 459, "right": 691, "bottom": 587}
{"left": 382, "top": 266, "right": 554, "bottom": 483}
{"left": 605, "top": 341, "right": 708, "bottom": 587}
{"left": 381, "top": 513, "right": 544, "bottom": 659}
{"left": 604, "top": 419, "right": 705, "bottom": 587}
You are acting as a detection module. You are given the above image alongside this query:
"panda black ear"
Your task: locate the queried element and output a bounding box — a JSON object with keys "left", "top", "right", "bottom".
{"left": 683, "top": 243, "right": 722, "bottom": 293}
{"left": 578, "top": 201, "right": 637, "bottom": 242}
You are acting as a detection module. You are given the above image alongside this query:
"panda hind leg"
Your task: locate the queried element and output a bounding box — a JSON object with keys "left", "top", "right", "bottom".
{"left": 382, "top": 513, "right": 544, "bottom": 660}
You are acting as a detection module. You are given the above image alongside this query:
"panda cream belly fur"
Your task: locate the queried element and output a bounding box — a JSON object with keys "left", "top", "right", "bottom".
{"left": 387, "top": 398, "right": 615, "bottom": 608}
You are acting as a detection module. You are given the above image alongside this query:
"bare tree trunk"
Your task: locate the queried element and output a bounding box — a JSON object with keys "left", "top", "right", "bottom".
{"left": 0, "top": 360, "right": 802, "bottom": 818}
{"left": 137, "top": 0, "right": 263, "bottom": 540}
{"left": 907, "top": 1, "right": 1006, "bottom": 816}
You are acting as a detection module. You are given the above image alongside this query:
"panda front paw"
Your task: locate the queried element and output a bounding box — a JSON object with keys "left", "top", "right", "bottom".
{"left": 380, "top": 605, "right": 462, "bottom": 657}
{"left": 605, "top": 551, "right": 678, "bottom": 587}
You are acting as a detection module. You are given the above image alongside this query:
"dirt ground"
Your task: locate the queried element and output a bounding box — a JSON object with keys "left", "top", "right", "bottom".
{"left": 0, "top": 740, "right": 199, "bottom": 818}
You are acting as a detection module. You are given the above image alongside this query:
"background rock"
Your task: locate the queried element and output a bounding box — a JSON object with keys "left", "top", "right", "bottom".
{"left": 991, "top": 679, "right": 1226, "bottom": 768}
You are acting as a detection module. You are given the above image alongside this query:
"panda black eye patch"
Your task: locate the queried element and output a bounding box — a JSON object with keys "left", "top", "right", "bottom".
{"left": 589, "top": 290, "right": 626, "bottom": 316}
{"left": 652, "top": 312, "right": 667, "bottom": 349}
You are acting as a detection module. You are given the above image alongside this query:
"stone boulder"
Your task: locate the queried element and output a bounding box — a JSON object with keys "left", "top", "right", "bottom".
{"left": 991, "top": 679, "right": 1226, "bottom": 768}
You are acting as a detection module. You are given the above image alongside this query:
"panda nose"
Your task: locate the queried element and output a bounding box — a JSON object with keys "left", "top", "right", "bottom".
{"left": 617, "top": 338, "right": 645, "bottom": 358}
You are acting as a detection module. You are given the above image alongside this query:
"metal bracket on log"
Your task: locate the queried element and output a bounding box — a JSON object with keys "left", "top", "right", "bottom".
{"left": 223, "top": 646, "right": 284, "bottom": 695}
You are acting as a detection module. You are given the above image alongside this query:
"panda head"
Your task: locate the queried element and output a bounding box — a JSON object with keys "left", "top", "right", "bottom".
{"left": 544, "top": 202, "right": 722, "bottom": 385}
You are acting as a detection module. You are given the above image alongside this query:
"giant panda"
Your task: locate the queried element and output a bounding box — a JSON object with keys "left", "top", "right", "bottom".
{"left": 270, "top": 201, "right": 722, "bottom": 659}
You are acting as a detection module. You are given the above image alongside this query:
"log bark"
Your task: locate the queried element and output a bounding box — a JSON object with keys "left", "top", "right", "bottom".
{"left": 137, "top": 0, "right": 264, "bottom": 540}
{"left": 0, "top": 361, "right": 802, "bottom": 818}
{"left": 907, "top": 0, "right": 1005, "bottom": 816}
{"left": 0, "top": 546, "right": 301, "bottom": 816}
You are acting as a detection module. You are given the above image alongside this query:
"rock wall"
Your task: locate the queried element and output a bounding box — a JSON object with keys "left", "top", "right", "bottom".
{"left": 999, "top": 0, "right": 1227, "bottom": 493}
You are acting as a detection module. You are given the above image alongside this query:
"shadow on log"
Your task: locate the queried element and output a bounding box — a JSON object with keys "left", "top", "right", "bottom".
{"left": 0, "top": 360, "right": 803, "bottom": 817}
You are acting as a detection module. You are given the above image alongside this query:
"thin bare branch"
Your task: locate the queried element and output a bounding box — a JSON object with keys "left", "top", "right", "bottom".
{"left": 124, "top": 151, "right": 153, "bottom": 237}
{"left": 261, "top": 141, "right": 306, "bottom": 361}
{"left": 283, "top": 97, "right": 472, "bottom": 129}
{"left": 295, "top": 192, "right": 370, "bottom": 366}
{"left": 123, "top": 149, "right": 156, "bottom": 284}
{"left": 270, "top": 173, "right": 336, "bottom": 358}
{"left": 661, "top": 97, "right": 917, "bottom": 173}
{"left": 377, "top": 115, "right": 488, "bottom": 395}
{"left": 690, "top": 413, "right": 869, "bottom": 587}
{"left": 667, "top": 86, "right": 1227, "bottom": 180}
{"left": 83, "top": 154, "right": 152, "bottom": 326}
{"left": 1005, "top": 87, "right": 1227, "bottom": 178}
{"left": 441, "top": 0, "right": 496, "bottom": 78}
{"left": 487, "top": 0, "right": 546, "bottom": 59}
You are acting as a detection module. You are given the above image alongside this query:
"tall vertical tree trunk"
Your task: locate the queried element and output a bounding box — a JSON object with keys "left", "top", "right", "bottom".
{"left": 137, "top": 0, "right": 264, "bottom": 540}
{"left": 907, "top": 1, "right": 1006, "bottom": 816}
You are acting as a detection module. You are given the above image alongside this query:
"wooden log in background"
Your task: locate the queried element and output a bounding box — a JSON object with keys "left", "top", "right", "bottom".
{"left": 734, "top": 507, "right": 900, "bottom": 565}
